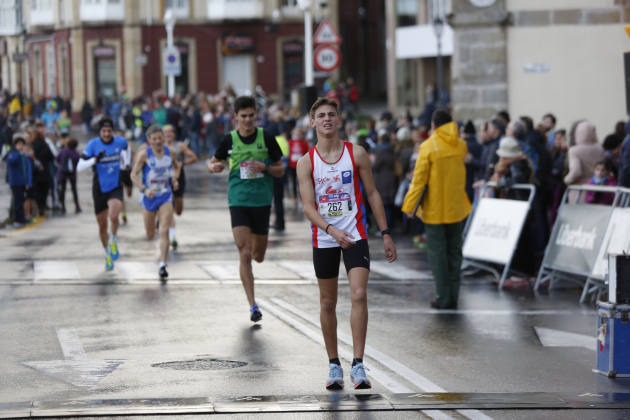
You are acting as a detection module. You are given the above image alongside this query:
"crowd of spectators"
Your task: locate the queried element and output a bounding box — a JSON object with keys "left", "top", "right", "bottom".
{"left": 1, "top": 84, "right": 630, "bottom": 280}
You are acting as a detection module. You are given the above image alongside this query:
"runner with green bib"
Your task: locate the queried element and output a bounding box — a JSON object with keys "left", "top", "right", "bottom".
{"left": 207, "top": 96, "right": 284, "bottom": 322}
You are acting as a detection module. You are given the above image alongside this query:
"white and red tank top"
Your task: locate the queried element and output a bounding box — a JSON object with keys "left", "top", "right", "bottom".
{"left": 309, "top": 141, "right": 367, "bottom": 248}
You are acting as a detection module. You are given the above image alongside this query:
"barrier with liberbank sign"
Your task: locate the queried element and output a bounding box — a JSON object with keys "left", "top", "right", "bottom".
{"left": 462, "top": 183, "right": 535, "bottom": 288}
{"left": 534, "top": 185, "right": 630, "bottom": 302}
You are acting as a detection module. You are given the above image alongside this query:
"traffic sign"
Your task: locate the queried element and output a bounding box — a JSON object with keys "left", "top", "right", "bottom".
{"left": 163, "top": 46, "right": 181, "bottom": 77}
{"left": 314, "top": 45, "right": 341, "bottom": 72}
{"left": 313, "top": 19, "right": 341, "bottom": 45}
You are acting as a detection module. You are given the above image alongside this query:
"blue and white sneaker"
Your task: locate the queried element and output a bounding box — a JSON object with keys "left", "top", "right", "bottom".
{"left": 350, "top": 362, "right": 371, "bottom": 389}
{"left": 105, "top": 253, "right": 114, "bottom": 271}
{"left": 109, "top": 240, "right": 119, "bottom": 261}
{"left": 326, "top": 363, "right": 344, "bottom": 390}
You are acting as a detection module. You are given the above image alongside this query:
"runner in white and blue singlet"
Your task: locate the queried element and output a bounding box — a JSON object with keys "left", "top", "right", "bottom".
{"left": 131, "top": 125, "right": 180, "bottom": 282}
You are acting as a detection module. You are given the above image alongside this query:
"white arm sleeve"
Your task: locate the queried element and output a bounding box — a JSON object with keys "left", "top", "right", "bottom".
{"left": 121, "top": 147, "right": 131, "bottom": 168}
{"left": 77, "top": 157, "right": 96, "bottom": 172}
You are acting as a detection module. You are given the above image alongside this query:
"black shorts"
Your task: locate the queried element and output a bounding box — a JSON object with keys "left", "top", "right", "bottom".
{"left": 313, "top": 239, "right": 370, "bottom": 279}
{"left": 229, "top": 205, "right": 271, "bottom": 235}
{"left": 119, "top": 169, "right": 132, "bottom": 188}
{"left": 173, "top": 168, "right": 186, "bottom": 198}
{"left": 93, "top": 186, "right": 124, "bottom": 214}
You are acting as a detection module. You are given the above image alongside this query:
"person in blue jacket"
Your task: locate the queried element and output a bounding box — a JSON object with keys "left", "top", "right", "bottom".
{"left": 77, "top": 117, "right": 131, "bottom": 271}
{"left": 7, "top": 136, "right": 33, "bottom": 226}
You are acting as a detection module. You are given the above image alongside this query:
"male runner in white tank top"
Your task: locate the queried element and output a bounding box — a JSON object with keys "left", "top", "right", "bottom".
{"left": 296, "top": 97, "right": 397, "bottom": 390}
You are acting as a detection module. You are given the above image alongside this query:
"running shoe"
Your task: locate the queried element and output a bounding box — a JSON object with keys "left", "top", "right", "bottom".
{"left": 121, "top": 213, "right": 127, "bottom": 225}
{"left": 171, "top": 239, "right": 178, "bottom": 251}
{"left": 326, "top": 363, "right": 344, "bottom": 390}
{"left": 159, "top": 265, "right": 168, "bottom": 282}
{"left": 350, "top": 362, "right": 371, "bottom": 389}
{"left": 109, "top": 240, "right": 119, "bottom": 261}
{"left": 105, "top": 253, "right": 114, "bottom": 271}
{"left": 250, "top": 304, "right": 262, "bottom": 322}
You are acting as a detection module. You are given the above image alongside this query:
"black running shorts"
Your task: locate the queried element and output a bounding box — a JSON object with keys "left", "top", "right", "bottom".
{"left": 119, "top": 169, "right": 132, "bottom": 188}
{"left": 93, "top": 186, "right": 124, "bottom": 214}
{"left": 313, "top": 239, "right": 370, "bottom": 279}
{"left": 173, "top": 168, "right": 186, "bottom": 198}
{"left": 229, "top": 205, "right": 271, "bottom": 235}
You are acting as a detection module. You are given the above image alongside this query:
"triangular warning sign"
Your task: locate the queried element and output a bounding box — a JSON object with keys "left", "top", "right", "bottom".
{"left": 314, "top": 19, "right": 341, "bottom": 45}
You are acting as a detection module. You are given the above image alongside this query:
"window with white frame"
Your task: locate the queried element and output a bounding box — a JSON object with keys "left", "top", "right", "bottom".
{"left": 31, "top": 0, "right": 53, "bottom": 10}
{"left": 165, "top": 0, "right": 189, "bottom": 18}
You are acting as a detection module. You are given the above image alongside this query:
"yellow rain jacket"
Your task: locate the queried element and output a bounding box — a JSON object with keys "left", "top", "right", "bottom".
{"left": 401, "top": 121, "right": 472, "bottom": 224}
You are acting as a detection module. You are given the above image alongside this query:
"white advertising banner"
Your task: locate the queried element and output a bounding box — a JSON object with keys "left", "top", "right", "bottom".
{"left": 463, "top": 198, "right": 530, "bottom": 264}
{"left": 591, "top": 208, "right": 630, "bottom": 278}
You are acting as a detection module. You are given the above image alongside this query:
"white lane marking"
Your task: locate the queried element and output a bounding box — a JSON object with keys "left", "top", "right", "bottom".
{"left": 370, "top": 261, "right": 432, "bottom": 280}
{"left": 34, "top": 261, "right": 80, "bottom": 281}
{"left": 23, "top": 328, "right": 123, "bottom": 388}
{"left": 275, "top": 260, "right": 317, "bottom": 279}
{"left": 200, "top": 262, "right": 236, "bottom": 280}
{"left": 534, "top": 327, "right": 596, "bottom": 351}
{"left": 116, "top": 262, "right": 159, "bottom": 280}
{"left": 56, "top": 328, "right": 86, "bottom": 360}
{"left": 340, "top": 308, "right": 595, "bottom": 316}
{"left": 270, "top": 298, "right": 493, "bottom": 420}
{"left": 257, "top": 299, "right": 414, "bottom": 394}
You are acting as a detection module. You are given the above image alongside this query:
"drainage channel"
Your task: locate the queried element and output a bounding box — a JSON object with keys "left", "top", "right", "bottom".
{"left": 2, "top": 392, "right": 630, "bottom": 418}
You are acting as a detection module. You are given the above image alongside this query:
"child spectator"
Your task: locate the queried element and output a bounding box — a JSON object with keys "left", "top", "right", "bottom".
{"left": 585, "top": 159, "right": 617, "bottom": 205}
{"left": 55, "top": 137, "right": 81, "bottom": 214}
{"left": 6, "top": 136, "right": 32, "bottom": 226}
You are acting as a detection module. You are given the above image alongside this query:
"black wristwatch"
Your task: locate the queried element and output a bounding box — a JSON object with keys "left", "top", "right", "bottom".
{"left": 381, "top": 229, "right": 391, "bottom": 236}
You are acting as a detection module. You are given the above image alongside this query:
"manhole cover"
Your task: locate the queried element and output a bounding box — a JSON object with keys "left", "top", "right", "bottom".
{"left": 152, "top": 358, "right": 248, "bottom": 371}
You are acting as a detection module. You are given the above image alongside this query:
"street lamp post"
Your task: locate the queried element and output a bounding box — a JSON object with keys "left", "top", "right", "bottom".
{"left": 297, "top": 0, "right": 314, "bottom": 87}
{"left": 164, "top": 8, "right": 176, "bottom": 98}
{"left": 431, "top": 0, "right": 445, "bottom": 108}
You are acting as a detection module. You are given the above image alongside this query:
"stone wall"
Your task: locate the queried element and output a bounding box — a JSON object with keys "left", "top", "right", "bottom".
{"left": 449, "top": 0, "right": 509, "bottom": 124}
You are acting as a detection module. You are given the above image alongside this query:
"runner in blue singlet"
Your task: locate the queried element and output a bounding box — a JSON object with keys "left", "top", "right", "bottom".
{"left": 131, "top": 125, "right": 180, "bottom": 282}
{"left": 77, "top": 117, "right": 131, "bottom": 271}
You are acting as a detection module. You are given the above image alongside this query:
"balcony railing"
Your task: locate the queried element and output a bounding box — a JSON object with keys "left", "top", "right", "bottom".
{"left": 80, "top": 0, "right": 124, "bottom": 22}
{"left": 29, "top": 7, "right": 54, "bottom": 27}
{"left": 207, "top": 0, "right": 264, "bottom": 20}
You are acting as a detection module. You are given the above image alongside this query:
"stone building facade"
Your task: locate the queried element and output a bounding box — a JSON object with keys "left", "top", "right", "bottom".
{"left": 387, "top": 0, "right": 630, "bottom": 135}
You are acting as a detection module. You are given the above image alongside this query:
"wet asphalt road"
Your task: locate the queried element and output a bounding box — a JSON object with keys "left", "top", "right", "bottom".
{"left": 1, "top": 154, "right": 630, "bottom": 420}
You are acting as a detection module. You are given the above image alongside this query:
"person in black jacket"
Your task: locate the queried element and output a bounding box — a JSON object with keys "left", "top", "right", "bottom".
{"left": 462, "top": 121, "right": 483, "bottom": 202}
{"left": 28, "top": 126, "right": 54, "bottom": 215}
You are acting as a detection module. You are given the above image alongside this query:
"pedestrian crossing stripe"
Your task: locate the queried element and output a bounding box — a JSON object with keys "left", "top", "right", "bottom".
{"left": 1, "top": 260, "right": 433, "bottom": 285}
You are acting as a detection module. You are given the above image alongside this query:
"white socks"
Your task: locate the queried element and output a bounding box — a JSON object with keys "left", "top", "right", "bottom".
{"left": 159, "top": 261, "right": 166, "bottom": 268}
{"left": 168, "top": 228, "right": 176, "bottom": 241}
{"left": 109, "top": 234, "right": 116, "bottom": 243}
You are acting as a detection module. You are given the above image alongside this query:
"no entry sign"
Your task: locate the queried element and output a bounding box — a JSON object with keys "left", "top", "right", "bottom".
{"left": 314, "top": 45, "right": 341, "bottom": 72}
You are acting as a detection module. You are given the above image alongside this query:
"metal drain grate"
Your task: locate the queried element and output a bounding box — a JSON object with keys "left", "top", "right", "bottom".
{"left": 152, "top": 358, "right": 248, "bottom": 371}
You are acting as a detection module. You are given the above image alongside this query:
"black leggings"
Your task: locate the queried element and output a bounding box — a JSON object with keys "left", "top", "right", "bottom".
{"left": 57, "top": 175, "right": 79, "bottom": 210}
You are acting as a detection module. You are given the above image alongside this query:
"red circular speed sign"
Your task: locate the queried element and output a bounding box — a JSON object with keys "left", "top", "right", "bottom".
{"left": 314, "top": 45, "right": 341, "bottom": 72}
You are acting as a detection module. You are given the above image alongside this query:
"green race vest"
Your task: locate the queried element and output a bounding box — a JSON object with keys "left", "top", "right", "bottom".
{"left": 228, "top": 128, "right": 273, "bottom": 207}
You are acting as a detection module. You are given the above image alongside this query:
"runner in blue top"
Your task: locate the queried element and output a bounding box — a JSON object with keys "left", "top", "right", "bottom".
{"left": 131, "top": 125, "right": 180, "bottom": 282}
{"left": 77, "top": 117, "right": 131, "bottom": 270}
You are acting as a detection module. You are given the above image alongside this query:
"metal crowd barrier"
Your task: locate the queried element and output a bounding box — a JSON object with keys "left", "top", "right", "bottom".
{"left": 534, "top": 185, "right": 630, "bottom": 303}
{"left": 462, "top": 182, "right": 536, "bottom": 289}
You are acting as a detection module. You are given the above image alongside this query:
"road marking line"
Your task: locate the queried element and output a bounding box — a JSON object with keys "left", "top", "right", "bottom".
{"left": 23, "top": 328, "right": 124, "bottom": 388}
{"left": 370, "top": 261, "right": 433, "bottom": 280}
{"left": 56, "top": 328, "right": 87, "bottom": 360}
{"left": 270, "top": 298, "right": 493, "bottom": 420}
{"left": 534, "top": 327, "right": 596, "bottom": 351}
{"left": 34, "top": 261, "right": 80, "bottom": 281}
{"left": 339, "top": 308, "right": 595, "bottom": 316}
{"left": 256, "top": 299, "right": 414, "bottom": 394}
